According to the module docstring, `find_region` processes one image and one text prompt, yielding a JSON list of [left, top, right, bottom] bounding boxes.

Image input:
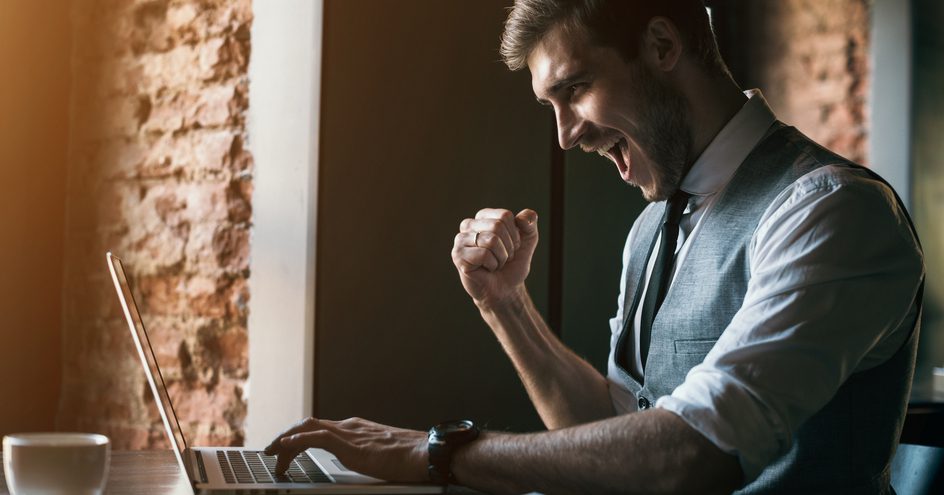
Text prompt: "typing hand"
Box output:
[[263, 417, 428, 483], [451, 208, 538, 308]]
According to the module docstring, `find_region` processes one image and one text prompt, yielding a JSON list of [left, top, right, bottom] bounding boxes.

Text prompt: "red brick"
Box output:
[[140, 44, 212, 90], [193, 82, 239, 127], [126, 225, 187, 274], [184, 180, 230, 223], [166, 3, 198, 32], [227, 134, 253, 174], [142, 92, 188, 133], [183, 222, 219, 272], [129, 0, 174, 55], [226, 277, 250, 322], [166, 377, 237, 426], [212, 226, 250, 273], [191, 130, 237, 173], [135, 274, 185, 314], [197, 323, 248, 376], [186, 275, 229, 318], [226, 179, 252, 223]]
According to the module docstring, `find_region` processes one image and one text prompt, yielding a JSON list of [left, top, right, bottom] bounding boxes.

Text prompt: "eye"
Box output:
[[567, 83, 586, 99]]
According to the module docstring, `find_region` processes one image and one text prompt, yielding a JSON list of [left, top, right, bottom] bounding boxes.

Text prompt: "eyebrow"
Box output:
[[535, 71, 589, 106]]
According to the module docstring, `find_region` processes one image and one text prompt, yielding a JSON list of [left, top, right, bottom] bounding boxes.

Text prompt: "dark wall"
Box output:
[[560, 152, 647, 372], [316, 0, 551, 432], [912, 0, 944, 395]]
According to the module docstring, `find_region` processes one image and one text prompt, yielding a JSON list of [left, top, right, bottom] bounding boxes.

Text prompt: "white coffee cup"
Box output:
[[3, 433, 110, 495]]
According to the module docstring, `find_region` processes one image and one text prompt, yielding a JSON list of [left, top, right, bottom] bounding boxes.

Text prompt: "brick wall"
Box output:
[[728, 0, 870, 164], [57, 0, 252, 448]]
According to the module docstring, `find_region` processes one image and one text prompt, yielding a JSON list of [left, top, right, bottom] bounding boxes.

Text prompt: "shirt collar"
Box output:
[[680, 89, 777, 197]]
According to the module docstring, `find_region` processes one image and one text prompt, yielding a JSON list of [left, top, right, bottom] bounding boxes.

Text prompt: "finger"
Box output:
[[455, 246, 500, 273], [275, 430, 344, 474], [454, 229, 503, 273], [515, 209, 538, 238], [469, 231, 509, 268], [460, 216, 516, 257], [264, 417, 321, 455], [463, 218, 515, 257], [475, 209, 521, 249]]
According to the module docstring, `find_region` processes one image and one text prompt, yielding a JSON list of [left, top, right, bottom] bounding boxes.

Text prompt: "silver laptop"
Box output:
[[107, 252, 442, 494]]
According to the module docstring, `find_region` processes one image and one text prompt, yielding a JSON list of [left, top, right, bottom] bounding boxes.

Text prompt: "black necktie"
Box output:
[[639, 189, 691, 369]]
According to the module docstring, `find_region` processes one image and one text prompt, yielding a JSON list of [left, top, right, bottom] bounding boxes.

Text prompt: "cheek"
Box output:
[[596, 96, 641, 134], [627, 141, 657, 180], [577, 88, 616, 122]]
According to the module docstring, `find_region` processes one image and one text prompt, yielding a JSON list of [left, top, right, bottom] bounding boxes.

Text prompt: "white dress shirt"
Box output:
[[605, 90, 924, 480]]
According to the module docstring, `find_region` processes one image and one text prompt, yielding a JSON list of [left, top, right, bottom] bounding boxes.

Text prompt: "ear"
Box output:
[[641, 17, 683, 72]]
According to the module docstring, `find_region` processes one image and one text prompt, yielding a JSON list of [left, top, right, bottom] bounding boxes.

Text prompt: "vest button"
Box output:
[[637, 396, 651, 410]]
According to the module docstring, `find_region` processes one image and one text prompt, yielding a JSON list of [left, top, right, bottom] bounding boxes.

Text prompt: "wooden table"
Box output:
[[1, 450, 193, 494], [0, 451, 473, 494]]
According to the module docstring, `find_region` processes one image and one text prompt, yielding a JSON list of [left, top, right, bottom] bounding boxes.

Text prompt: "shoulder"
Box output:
[[762, 165, 908, 230], [752, 164, 922, 268]]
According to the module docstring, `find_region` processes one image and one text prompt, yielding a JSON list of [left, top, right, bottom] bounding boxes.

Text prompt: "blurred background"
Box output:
[[0, 0, 941, 449]]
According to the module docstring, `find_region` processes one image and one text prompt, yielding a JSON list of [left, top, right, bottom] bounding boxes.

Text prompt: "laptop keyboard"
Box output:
[[217, 450, 333, 484]]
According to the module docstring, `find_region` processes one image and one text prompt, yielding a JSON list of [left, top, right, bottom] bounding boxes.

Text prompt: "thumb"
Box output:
[[515, 209, 539, 238]]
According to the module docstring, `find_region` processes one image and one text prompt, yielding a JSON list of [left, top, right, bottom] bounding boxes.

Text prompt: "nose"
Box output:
[[555, 106, 585, 150]]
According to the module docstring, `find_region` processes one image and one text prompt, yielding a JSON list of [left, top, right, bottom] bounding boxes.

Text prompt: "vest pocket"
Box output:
[[673, 338, 718, 354]]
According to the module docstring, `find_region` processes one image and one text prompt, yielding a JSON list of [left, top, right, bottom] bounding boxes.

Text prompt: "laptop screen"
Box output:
[[107, 252, 190, 472]]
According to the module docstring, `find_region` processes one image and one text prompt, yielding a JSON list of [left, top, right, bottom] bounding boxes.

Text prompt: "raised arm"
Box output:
[[451, 208, 614, 428]]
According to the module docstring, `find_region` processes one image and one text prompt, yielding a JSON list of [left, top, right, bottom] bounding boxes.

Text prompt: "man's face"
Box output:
[[528, 25, 693, 202]]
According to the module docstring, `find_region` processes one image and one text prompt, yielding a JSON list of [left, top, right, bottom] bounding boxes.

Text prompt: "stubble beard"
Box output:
[[626, 62, 694, 202]]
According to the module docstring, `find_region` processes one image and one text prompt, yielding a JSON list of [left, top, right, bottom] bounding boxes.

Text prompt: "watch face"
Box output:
[[436, 419, 474, 435]]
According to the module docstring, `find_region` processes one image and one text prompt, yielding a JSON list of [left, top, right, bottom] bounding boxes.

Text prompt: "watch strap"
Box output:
[[427, 420, 480, 485]]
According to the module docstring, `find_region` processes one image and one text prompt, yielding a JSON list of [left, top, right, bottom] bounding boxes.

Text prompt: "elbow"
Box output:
[[658, 411, 744, 494]]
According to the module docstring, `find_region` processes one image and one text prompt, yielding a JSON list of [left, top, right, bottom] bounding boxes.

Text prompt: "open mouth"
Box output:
[[596, 137, 630, 180]]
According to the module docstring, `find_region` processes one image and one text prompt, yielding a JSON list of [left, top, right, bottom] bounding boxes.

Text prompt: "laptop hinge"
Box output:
[[185, 448, 208, 484]]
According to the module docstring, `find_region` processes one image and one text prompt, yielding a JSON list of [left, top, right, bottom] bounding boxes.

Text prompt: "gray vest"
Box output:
[[613, 123, 921, 493]]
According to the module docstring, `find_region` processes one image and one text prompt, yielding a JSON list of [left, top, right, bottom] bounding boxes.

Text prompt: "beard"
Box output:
[[625, 62, 694, 202]]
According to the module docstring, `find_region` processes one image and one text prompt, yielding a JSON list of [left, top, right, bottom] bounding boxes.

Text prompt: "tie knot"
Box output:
[[664, 190, 690, 226]]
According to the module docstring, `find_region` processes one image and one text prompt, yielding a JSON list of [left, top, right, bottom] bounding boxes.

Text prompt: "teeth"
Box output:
[[595, 136, 622, 157]]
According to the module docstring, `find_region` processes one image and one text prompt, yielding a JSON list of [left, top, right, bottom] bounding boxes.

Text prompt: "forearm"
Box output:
[[478, 286, 615, 428], [452, 409, 741, 495]]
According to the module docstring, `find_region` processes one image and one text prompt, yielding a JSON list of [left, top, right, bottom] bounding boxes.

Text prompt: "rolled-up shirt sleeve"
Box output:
[[656, 166, 924, 483]]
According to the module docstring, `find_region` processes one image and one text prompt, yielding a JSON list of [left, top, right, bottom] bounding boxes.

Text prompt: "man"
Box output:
[[265, 1, 925, 493]]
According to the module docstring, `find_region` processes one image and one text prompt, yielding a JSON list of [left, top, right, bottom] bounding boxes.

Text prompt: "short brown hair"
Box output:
[[500, 0, 725, 74]]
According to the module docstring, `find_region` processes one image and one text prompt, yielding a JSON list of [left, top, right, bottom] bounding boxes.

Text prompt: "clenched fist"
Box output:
[[451, 208, 539, 307]]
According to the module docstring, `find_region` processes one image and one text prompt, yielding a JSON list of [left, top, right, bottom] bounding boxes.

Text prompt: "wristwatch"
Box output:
[[427, 419, 480, 485]]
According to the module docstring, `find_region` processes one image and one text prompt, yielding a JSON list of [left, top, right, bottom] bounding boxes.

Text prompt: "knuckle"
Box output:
[[341, 417, 361, 427], [499, 210, 514, 222]]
